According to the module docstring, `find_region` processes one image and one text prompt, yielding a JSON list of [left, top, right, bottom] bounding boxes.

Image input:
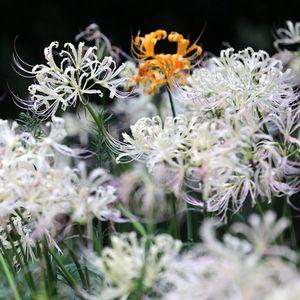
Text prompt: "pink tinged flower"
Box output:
[[263, 108, 300, 146], [254, 141, 300, 202], [177, 47, 297, 118]]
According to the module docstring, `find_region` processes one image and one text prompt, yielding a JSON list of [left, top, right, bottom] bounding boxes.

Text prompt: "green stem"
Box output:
[[117, 205, 147, 237], [14, 209, 30, 224], [279, 203, 287, 245], [203, 202, 208, 219], [81, 95, 103, 134], [186, 203, 193, 244], [286, 204, 298, 253], [7, 220, 36, 293], [42, 239, 57, 298], [0, 238, 17, 278], [96, 220, 103, 254], [255, 198, 264, 218], [47, 247, 81, 295], [0, 251, 20, 300], [166, 83, 176, 118], [268, 195, 276, 210], [170, 194, 181, 240]]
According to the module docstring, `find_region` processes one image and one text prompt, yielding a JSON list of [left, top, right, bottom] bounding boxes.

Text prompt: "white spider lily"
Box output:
[[108, 111, 300, 219], [176, 47, 296, 119], [14, 42, 129, 117], [113, 115, 196, 174]]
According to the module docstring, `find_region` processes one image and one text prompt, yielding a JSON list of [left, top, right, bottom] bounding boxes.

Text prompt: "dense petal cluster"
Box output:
[[14, 42, 129, 117], [176, 47, 296, 119]]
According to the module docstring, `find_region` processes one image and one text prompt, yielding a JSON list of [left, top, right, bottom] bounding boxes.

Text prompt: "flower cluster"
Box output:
[[3, 20, 300, 299], [109, 107, 300, 218], [0, 117, 120, 240], [106, 37, 300, 219]]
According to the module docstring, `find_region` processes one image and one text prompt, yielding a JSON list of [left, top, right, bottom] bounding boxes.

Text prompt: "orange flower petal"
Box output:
[[130, 30, 202, 95]]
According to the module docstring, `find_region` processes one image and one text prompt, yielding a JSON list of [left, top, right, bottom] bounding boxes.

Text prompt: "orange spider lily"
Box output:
[[130, 30, 202, 95]]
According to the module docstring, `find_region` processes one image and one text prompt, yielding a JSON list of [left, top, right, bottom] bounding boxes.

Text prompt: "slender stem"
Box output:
[[186, 203, 193, 244], [255, 198, 264, 218], [81, 95, 103, 134], [166, 86, 185, 241], [117, 205, 147, 237], [166, 83, 176, 118], [0, 251, 20, 300], [6, 220, 35, 293], [0, 238, 17, 278], [43, 239, 57, 297], [286, 204, 298, 253], [87, 214, 93, 252], [269, 195, 276, 210], [96, 220, 103, 254], [47, 247, 81, 295], [170, 194, 181, 240], [203, 202, 208, 219], [279, 203, 287, 245]]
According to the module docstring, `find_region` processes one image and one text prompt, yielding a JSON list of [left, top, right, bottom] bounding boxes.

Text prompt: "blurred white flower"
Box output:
[[231, 211, 296, 260], [70, 162, 120, 224], [273, 50, 300, 86], [164, 212, 300, 300], [274, 20, 300, 51], [117, 163, 171, 220], [86, 232, 181, 299], [272, 21, 300, 86], [111, 92, 158, 128], [0, 116, 120, 237]]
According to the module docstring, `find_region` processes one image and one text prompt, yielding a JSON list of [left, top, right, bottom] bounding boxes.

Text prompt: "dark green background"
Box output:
[[1, 0, 299, 119]]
